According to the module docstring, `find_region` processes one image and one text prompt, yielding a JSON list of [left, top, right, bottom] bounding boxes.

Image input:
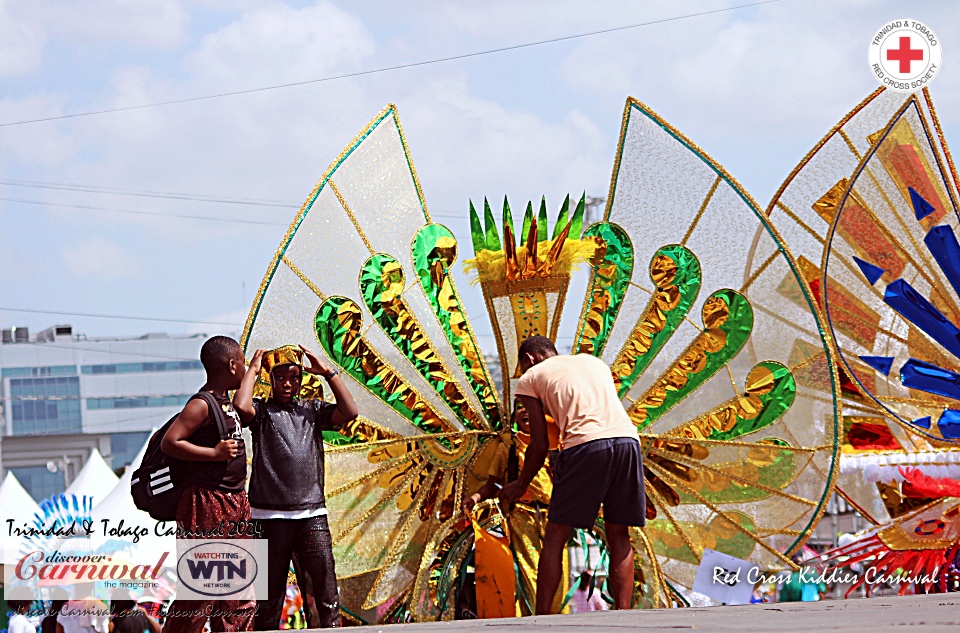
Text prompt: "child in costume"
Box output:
[[234, 345, 359, 630], [160, 336, 257, 632], [462, 401, 568, 615]]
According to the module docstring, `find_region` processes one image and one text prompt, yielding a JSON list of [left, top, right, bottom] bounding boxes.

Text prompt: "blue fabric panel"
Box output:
[[937, 409, 960, 439], [885, 279, 960, 359], [900, 357, 960, 400], [859, 355, 894, 376], [910, 187, 936, 221], [853, 257, 885, 285], [924, 224, 960, 299]]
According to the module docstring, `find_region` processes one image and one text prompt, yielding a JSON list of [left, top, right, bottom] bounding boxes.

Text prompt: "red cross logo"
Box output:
[[886, 36, 924, 74]]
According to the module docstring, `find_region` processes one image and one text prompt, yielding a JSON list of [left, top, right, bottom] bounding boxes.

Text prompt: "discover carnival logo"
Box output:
[[174, 539, 268, 601], [869, 19, 942, 93]]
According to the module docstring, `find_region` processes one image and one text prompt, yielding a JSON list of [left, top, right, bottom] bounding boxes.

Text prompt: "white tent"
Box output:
[[0, 471, 43, 565], [65, 448, 119, 505], [91, 433, 174, 563]]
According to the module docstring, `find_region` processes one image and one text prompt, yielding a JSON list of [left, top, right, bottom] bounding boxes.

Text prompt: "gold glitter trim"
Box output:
[[282, 256, 326, 300], [330, 178, 375, 255], [681, 174, 722, 246]]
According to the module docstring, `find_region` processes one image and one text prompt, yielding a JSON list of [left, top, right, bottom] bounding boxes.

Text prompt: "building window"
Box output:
[[2, 365, 76, 379], [10, 465, 64, 501], [86, 394, 192, 410], [81, 361, 202, 375], [110, 431, 151, 470], [10, 376, 82, 435]]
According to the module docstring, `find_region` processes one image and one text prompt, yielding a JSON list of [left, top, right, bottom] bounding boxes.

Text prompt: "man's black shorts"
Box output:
[[548, 436, 646, 529]]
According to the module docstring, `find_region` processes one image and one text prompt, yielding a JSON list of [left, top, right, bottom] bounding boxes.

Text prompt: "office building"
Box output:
[[0, 325, 209, 500]]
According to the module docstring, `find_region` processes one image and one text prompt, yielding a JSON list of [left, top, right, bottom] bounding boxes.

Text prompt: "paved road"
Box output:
[[343, 593, 960, 632]]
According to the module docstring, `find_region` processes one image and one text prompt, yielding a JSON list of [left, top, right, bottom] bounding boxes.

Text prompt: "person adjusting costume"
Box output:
[[463, 402, 568, 615], [499, 335, 646, 614]]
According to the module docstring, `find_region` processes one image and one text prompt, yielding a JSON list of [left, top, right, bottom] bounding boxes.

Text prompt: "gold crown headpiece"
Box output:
[[262, 345, 303, 373], [253, 345, 324, 401], [463, 194, 597, 407]]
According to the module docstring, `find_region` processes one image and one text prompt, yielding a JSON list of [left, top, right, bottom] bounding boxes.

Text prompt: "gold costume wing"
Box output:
[[571, 98, 842, 596], [241, 105, 503, 622]]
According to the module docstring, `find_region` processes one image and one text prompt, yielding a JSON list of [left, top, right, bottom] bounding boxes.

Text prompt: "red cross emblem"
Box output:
[[886, 36, 924, 73]]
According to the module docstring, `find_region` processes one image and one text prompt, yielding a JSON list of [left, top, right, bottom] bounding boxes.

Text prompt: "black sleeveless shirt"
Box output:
[[186, 392, 247, 492]]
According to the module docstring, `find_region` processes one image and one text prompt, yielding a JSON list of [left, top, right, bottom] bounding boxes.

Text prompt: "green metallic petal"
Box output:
[[574, 222, 635, 356], [315, 295, 453, 435], [521, 202, 533, 243], [612, 244, 701, 397], [502, 196, 515, 248], [412, 224, 502, 429], [552, 194, 570, 240], [569, 193, 586, 240], [359, 252, 487, 430], [469, 201, 484, 255], [483, 198, 501, 251], [631, 289, 754, 430], [537, 197, 548, 243]]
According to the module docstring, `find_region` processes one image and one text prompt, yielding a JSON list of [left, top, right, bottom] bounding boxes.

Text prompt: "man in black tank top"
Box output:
[[234, 345, 358, 630], [160, 336, 259, 632]]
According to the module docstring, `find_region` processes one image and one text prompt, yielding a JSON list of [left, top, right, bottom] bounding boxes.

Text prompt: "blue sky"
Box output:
[[0, 0, 957, 354]]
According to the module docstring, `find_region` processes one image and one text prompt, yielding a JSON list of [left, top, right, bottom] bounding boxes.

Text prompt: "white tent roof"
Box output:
[[92, 433, 174, 563], [0, 472, 43, 565], [65, 448, 119, 505]]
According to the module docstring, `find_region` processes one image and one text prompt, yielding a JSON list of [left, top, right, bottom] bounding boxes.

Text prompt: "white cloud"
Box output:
[[0, 0, 44, 77], [183, 1, 376, 89], [30, 0, 188, 49], [61, 237, 141, 278]]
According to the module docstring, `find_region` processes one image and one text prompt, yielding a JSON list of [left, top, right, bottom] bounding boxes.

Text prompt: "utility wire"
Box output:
[[0, 195, 289, 227], [0, 0, 785, 128], [0, 178, 298, 208], [0, 191, 473, 222], [0, 306, 242, 326]]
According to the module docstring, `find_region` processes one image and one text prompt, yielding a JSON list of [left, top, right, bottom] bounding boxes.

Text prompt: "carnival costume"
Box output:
[[765, 86, 960, 590], [240, 99, 841, 622]]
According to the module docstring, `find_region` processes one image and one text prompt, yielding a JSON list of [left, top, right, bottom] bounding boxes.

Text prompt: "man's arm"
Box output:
[[160, 398, 238, 462], [301, 345, 359, 428], [233, 349, 265, 425], [497, 395, 548, 505]]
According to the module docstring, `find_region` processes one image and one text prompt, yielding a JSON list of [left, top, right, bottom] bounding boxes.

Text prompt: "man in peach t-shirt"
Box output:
[[498, 336, 644, 614]]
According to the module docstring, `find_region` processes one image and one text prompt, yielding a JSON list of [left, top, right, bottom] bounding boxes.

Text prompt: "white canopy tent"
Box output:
[[91, 433, 174, 564], [0, 472, 43, 565], [65, 448, 119, 505]]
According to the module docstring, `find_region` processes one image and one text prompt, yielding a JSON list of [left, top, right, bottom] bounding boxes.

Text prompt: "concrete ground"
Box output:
[[343, 593, 960, 632]]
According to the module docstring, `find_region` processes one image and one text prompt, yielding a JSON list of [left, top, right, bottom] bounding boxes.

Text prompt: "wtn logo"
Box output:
[[186, 558, 247, 581], [176, 540, 264, 599]]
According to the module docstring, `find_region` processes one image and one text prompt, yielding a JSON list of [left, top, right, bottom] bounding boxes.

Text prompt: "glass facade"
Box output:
[[10, 465, 65, 501], [2, 365, 76, 379], [11, 376, 82, 435], [81, 360, 202, 375], [87, 394, 191, 410], [110, 431, 151, 470]]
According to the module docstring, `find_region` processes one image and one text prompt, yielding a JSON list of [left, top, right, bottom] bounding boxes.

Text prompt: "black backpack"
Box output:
[[131, 391, 231, 521]]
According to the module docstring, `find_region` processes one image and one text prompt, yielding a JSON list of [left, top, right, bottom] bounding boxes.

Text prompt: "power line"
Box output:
[[0, 178, 298, 208], [0, 0, 786, 128], [0, 306, 242, 326], [0, 195, 289, 227], [16, 341, 207, 362]]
